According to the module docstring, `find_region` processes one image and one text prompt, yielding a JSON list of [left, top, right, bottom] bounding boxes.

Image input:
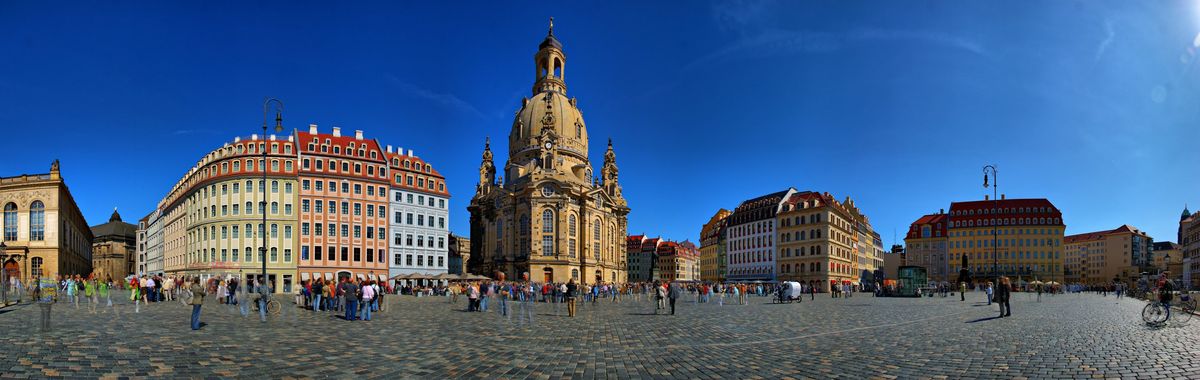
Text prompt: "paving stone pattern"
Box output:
[[0, 291, 1197, 379]]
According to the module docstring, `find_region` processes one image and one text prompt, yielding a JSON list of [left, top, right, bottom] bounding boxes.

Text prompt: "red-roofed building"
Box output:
[[947, 197, 1066, 283], [904, 211, 950, 283], [385, 144, 450, 285], [295, 125, 390, 283], [1064, 224, 1153, 285]]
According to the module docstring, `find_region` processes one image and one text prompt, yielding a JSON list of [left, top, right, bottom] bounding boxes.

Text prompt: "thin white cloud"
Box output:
[[1095, 18, 1115, 62], [385, 74, 487, 119]]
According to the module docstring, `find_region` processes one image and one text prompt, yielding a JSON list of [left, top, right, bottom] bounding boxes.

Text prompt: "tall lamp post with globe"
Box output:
[[260, 98, 283, 293], [983, 165, 999, 282]]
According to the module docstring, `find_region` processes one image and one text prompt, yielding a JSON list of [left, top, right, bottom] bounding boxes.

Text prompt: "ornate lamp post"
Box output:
[[261, 98, 283, 292], [1, 241, 8, 305], [983, 165, 998, 282]]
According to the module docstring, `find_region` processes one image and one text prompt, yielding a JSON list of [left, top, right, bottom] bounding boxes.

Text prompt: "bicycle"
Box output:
[[251, 293, 282, 315], [1176, 291, 1196, 324], [1142, 292, 1169, 326]]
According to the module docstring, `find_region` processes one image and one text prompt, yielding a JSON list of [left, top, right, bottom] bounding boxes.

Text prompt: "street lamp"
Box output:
[[983, 165, 998, 283], [261, 98, 283, 294], [1, 241, 7, 305]]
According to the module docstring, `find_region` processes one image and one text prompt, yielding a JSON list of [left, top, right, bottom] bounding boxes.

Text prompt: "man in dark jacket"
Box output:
[[995, 277, 1012, 318], [341, 279, 359, 321], [667, 282, 681, 315], [565, 279, 577, 317]]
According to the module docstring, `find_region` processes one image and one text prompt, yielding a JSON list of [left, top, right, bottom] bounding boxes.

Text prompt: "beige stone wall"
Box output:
[[0, 169, 93, 281]]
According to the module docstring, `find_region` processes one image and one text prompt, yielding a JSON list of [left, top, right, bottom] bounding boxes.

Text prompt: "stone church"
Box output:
[[468, 20, 630, 284]]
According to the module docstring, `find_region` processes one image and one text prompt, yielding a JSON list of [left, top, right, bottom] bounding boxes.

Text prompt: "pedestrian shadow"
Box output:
[[627, 312, 659, 316], [965, 316, 1003, 323]]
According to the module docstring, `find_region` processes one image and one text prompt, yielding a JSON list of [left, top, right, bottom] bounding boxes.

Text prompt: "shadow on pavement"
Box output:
[[965, 316, 1004, 323]]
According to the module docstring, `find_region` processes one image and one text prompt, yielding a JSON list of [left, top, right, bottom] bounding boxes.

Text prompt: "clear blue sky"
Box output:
[[2, 1, 1198, 247]]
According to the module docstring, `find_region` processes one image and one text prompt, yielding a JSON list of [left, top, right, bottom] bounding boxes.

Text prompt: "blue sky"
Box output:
[[2, 1, 1198, 247]]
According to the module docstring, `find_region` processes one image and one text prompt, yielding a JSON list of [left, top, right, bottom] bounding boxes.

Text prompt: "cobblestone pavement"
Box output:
[[0, 290, 1197, 379]]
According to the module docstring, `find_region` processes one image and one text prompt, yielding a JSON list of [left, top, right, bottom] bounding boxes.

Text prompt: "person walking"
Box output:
[[667, 282, 680, 315], [360, 280, 375, 321], [311, 279, 323, 311], [341, 278, 359, 321], [1036, 284, 1043, 302], [255, 279, 270, 322], [985, 282, 994, 305], [85, 278, 97, 313], [960, 282, 966, 302], [996, 277, 1012, 318], [189, 278, 206, 330], [565, 279, 578, 317]]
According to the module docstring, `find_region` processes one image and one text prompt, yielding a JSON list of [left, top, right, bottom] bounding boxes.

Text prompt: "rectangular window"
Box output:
[[366, 226, 374, 239], [341, 247, 349, 261], [418, 255, 424, 266], [314, 246, 323, 261], [394, 254, 402, 265], [285, 204, 292, 215], [367, 186, 374, 196], [406, 254, 413, 266], [354, 226, 361, 238], [395, 212, 402, 224], [232, 248, 239, 262], [315, 181, 323, 191], [418, 215, 424, 226], [301, 246, 309, 260], [314, 223, 323, 236], [406, 234, 413, 246], [439, 217, 445, 229], [342, 183, 350, 193], [302, 200, 310, 213], [353, 247, 361, 262], [354, 203, 361, 216], [406, 213, 413, 225], [367, 204, 374, 217], [354, 184, 362, 194], [439, 199, 445, 209], [438, 256, 444, 268], [342, 202, 349, 215], [394, 233, 402, 245], [341, 224, 349, 237]]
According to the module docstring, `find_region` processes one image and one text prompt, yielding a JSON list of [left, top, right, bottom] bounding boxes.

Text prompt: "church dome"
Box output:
[[506, 19, 590, 168], [509, 90, 589, 162]]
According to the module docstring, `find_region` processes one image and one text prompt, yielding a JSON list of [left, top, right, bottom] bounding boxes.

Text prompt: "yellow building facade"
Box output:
[[0, 161, 93, 282], [948, 198, 1065, 284], [776, 191, 871, 291], [1064, 225, 1153, 285], [699, 209, 730, 282], [468, 22, 630, 284]]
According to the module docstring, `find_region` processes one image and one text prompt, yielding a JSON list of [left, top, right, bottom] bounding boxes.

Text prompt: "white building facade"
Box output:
[[725, 189, 796, 282], [387, 147, 450, 284]]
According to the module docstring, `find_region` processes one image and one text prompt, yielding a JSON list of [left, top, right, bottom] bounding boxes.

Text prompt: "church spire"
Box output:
[[478, 137, 496, 190], [534, 17, 567, 95], [1184, 204, 1192, 220]]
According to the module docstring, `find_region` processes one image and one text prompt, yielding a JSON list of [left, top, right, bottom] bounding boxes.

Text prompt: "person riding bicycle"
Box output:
[[1156, 272, 1175, 308]]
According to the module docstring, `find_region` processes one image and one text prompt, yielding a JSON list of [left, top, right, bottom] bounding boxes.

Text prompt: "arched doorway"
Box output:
[[337, 271, 352, 282], [594, 270, 602, 284], [3, 259, 18, 281]]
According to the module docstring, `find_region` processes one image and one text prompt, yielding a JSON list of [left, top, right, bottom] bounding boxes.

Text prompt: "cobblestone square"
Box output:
[[1, 291, 1197, 379]]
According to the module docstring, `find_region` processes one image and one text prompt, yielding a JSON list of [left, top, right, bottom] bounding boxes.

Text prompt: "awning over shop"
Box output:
[[324, 273, 333, 281], [301, 273, 310, 281]]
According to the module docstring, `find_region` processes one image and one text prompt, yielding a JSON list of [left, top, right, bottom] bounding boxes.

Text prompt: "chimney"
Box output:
[[308, 124, 318, 134], [939, 208, 944, 214], [287, 135, 294, 142], [386, 145, 393, 153], [355, 130, 363, 140], [234, 137, 241, 143], [1001, 194, 1006, 200], [269, 134, 276, 141], [397, 147, 404, 156], [985, 195, 989, 201], [408, 149, 415, 157], [251, 134, 258, 140], [332, 127, 341, 137]]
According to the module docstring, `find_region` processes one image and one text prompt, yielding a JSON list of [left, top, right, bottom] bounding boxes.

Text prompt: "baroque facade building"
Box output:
[[1063, 225, 1153, 285], [904, 211, 950, 283], [1180, 207, 1198, 289], [143, 126, 451, 292], [625, 235, 661, 282], [776, 191, 875, 291], [447, 234, 470, 275], [468, 22, 630, 284], [153, 134, 300, 292], [386, 146, 450, 283], [0, 161, 93, 282], [135, 208, 164, 276], [699, 209, 730, 282], [947, 197, 1066, 283], [90, 208, 137, 282], [726, 189, 796, 282]]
